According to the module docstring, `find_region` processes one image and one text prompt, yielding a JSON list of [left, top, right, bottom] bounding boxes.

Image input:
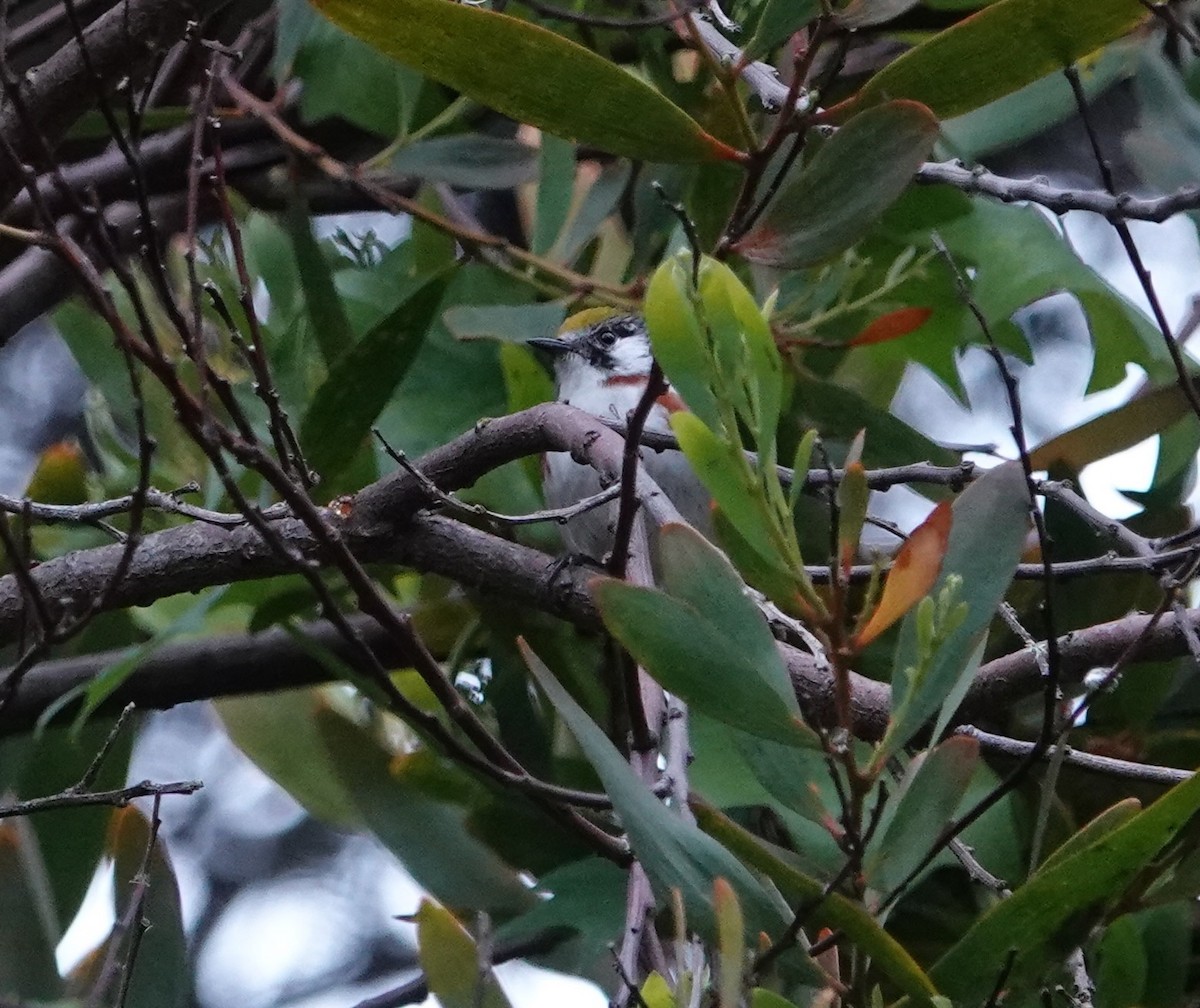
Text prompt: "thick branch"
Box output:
[[3, 404, 1198, 746], [0, 0, 231, 210]]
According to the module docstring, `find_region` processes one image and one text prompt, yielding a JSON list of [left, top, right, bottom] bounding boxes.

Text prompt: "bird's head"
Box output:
[[529, 309, 652, 401]]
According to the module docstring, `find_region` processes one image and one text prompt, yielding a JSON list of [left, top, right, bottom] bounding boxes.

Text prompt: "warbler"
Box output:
[[529, 309, 711, 559]]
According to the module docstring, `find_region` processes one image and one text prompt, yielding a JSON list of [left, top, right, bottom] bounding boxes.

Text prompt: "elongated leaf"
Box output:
[[854, 500, 951, 648], [289, 203, 355, 365], [391, 135, 538, 189], [714, 878, 745, 1008], [1030, 384, 1193, 470], [1036, 798, 1141, 876], [863, 736, 979, 902], [415, 899, 514, 1008], [217, 688, 359, 826], [672, 412, 776, 562], [301, 272, 448, 481], [931, 765, 1200, 1002], [645, 255, 721, 430], [521, 642, 787, 941], [315, 708, 535, 914], [745, 0, 819, 62], [845, 0, 1147, 120], [443, 302, 565, 344], [313, 0, 741, 163], [881, 462, 1029, 760], [657, 524, 800, 716], [693, 801, 940, 1002], [736, 101, 939, 267], [848, 306, 934, 347], [595, 580, 814, 747]]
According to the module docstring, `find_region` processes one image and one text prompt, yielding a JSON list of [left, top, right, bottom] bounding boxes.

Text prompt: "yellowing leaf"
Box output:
[[415, 899, 513, 1008], [854, 500, 951, 648]]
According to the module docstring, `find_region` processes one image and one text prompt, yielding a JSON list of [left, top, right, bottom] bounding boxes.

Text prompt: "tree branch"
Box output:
[[0, 0, 232, 211]]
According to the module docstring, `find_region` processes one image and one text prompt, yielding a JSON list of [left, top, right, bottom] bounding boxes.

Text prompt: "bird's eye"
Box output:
[[597, 330, 618, 348]]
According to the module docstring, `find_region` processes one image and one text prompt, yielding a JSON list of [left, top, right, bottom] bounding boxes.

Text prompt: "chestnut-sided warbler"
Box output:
[[530, 309, 711, 559]]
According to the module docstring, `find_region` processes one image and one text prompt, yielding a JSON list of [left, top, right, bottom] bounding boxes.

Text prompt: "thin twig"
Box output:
[[0, 779, 202, 819], [955, 725, 1192, 786]]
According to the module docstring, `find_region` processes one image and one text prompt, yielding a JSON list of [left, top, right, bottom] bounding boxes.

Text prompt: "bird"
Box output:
[[529, 308, 711, 560]]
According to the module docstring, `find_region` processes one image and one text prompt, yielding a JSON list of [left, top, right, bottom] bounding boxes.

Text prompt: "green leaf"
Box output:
[[1094, 915, 1147, 1008], [315, 708, 536, 915], [415, 899, 514, 1008], [931, 764, 1200, 1002], [672, 412, 776, 562], [595, 578, 814, 748], [847, 0, 1148, 119], [693, 801, 940, 1002], [493, 858, 628, 976], [288, 201, 356, 365], [301, 272, 448, 482], [881, 462, 1029, 760], [521, 642, 787, 941], [698, 258, 783, 447], [1030, 384, 1193, 470], [216, 688, 360, 826], [391, 135, 538, 189], [657, 524, 800, 717], [1037, 798, 1141, 876], [293, 14, 423, 136], [752, 990, 805, 1008], [744, 0, 820, 62], [736, 101, 940, 267], [715, 878, 745, 1008], [312, 0, 742, 163], [645, 255, 721, 430], [443, 302, 565, 344], [863, 736, 979, 902], [534, 134, 577, 255]]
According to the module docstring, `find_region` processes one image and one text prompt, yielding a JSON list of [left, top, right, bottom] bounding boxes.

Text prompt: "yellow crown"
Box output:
[[559, 306, 623, 335]]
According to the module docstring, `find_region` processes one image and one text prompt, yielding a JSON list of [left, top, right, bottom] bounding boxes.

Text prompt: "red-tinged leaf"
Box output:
[[735, 101, 939, 267], [836, 0, 1147, 121], [313, 0, 743, 164], [854, 500, 952, 649], [847, 306, 933, 347]]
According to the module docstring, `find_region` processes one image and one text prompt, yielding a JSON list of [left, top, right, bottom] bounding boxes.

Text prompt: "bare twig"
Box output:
[[955, 725, 1191, 787], [0, 778, 202, 819]]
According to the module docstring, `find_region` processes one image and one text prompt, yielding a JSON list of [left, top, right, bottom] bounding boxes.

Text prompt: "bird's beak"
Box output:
[[527, 336, 572, 356]]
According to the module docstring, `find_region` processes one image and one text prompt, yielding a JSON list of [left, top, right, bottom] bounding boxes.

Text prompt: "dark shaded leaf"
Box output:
[[844, 0, 1147, 120], [301, 272, 448, 482], [521, 642, 786, 941], [391, 135, 538, 189], [316, 708, 536, 915], [694, 800, 940, 1001], [932, 765, 1200, 1002], [736, 101, 939, 267], [313, 0, 743, 162]]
